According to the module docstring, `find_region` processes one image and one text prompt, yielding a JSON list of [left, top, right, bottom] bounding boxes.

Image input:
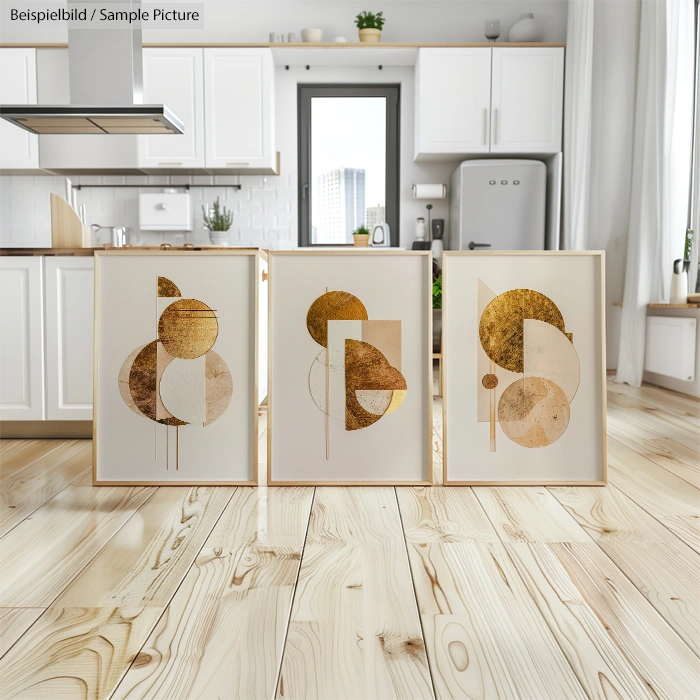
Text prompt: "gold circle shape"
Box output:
[[479, 290, 566, 373], [158, 299, 218, 359], [306, 291, 368, 347]]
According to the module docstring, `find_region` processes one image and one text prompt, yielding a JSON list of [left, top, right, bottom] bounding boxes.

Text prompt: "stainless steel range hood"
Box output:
[[0, 0, 184, 135]]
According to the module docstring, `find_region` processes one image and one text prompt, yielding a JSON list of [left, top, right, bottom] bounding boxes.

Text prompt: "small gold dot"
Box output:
[[482, 373, 498, 390]]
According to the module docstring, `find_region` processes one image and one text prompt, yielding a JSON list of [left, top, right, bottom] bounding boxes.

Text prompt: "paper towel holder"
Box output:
[[412, 184, 447, 199]]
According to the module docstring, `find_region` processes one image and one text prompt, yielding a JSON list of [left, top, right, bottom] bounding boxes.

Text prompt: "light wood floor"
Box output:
[[0, 380, 698, 699]]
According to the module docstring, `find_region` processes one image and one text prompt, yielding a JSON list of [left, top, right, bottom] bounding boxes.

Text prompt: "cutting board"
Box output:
[[50, 193, 91, 248]]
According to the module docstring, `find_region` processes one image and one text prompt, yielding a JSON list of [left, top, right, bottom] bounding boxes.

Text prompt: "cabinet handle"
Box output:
[[226, 162, 250, 167], [158, 162, 182, 166], [494, 108, 499, 145], [262, 270, 269, 282], [483, 108, 487, 145]]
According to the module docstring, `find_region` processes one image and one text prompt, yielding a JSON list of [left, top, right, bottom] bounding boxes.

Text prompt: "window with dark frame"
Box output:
[[298, 85, 400, 247]]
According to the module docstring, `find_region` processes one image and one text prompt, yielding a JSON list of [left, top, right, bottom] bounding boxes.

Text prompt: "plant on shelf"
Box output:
[[202, 197, 233, 246], [432, 274, 442, 309], [355, 10, 385, 43], [353, 225, 371, 247]]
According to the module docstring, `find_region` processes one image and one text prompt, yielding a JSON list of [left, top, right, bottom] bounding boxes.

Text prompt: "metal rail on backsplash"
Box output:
[[73, 184, 242, 191]]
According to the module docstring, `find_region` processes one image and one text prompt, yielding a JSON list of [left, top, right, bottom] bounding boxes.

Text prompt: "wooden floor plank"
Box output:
[[504, 543, 660, 699], [546, 542, 700, 699], [409, 542, 587, 700], [473, 486, 592, 543], [397, 486, 499, 543], [0, 440, 92, 537], [607, 437, 700, 552], [0, 439, 77, 482], [278, 487, 434, 700], [0, 486, 234, 700], [607, 381, 700, 428], [0, 608, 44, 658], [0, 472, 155, 607], [549, 482, 689, 545], [111, 486, 313, 700]]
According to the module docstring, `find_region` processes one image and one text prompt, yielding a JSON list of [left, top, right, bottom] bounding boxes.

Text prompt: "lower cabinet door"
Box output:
[[44, 257, 94, 420], [0, 257, 45, 420]]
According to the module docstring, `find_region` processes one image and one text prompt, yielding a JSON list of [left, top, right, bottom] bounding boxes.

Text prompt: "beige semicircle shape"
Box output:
[[160, 355, 206, 425], [356, 389, 393, 416], [204, 350, 233, 426], [524, 319, 580, 402], [308, 349, 345, 421]]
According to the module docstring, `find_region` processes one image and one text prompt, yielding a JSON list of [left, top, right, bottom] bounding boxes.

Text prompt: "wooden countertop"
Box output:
[[1, 246, 268, 257]]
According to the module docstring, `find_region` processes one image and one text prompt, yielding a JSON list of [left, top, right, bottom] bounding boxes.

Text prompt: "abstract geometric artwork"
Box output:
[[118, 276, 233, 470], [268, 251, 432, 485], [477, 281, 579, 451], [94, 250, 263, 485], [442, 252, 606, 484], [305, 290, 407, 457]]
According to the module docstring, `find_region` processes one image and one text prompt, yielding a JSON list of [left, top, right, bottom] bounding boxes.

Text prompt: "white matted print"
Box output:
[[269, 251, 433, 484], [443, 252, 606, 484], [94, 250, 262, 484]]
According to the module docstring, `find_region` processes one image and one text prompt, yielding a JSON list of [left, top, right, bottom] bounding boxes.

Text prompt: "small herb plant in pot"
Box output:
[[352, 225, 371, 247], [202, 197, 233, 246], [356, 11, 385, 43]]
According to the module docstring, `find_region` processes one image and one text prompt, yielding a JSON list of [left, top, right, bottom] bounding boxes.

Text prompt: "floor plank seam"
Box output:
[[393, 486, 438, 700], [105, 485, 241, 700], [273, 485, 317, 700]]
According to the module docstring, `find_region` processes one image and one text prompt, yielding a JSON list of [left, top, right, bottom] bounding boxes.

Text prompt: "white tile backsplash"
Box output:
[[0, 174, 292, 248]]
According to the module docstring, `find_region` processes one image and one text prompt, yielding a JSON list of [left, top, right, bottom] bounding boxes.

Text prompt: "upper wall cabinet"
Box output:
[[139, 48, 205, 171], [415, 49, 492, 159], [204, 48, 276, 172], [414, 47, 564, 160], [491, 48, 564, 154], [0, 49, 40, 173]]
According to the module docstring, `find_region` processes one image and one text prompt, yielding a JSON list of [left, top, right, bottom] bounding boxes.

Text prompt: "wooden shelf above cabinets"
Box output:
[[0, 42, 566, 49]]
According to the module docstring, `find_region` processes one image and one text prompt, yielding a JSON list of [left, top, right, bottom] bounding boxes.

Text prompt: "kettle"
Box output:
[[370, 222, 391, 247], [91, 224, 129, 247]]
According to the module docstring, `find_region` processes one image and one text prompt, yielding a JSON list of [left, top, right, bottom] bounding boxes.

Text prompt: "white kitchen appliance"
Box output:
[[449, 160, 546, 250]]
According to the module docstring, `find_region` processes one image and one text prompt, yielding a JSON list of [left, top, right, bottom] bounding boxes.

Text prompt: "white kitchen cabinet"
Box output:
[[139, 48, 205, 171], [0, 257, 45, 420], [0, 49, 40, 172], [414, 47, 564, 160], [491, 48, 564, 154], [44, 257, 94, 420], [415, 48, 492, 160], [204, 48, 276, 172]]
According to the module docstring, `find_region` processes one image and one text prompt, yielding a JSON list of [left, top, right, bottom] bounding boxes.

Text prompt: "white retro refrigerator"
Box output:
[[449, 159, 547, 251]]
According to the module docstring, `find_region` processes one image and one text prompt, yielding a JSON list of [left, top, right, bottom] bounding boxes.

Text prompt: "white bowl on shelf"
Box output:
[[301, 28, 323, 43]]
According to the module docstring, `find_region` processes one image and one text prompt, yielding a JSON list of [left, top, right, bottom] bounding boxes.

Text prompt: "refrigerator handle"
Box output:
[[483, 109, 488, 145], [493, 108, 499, 145]]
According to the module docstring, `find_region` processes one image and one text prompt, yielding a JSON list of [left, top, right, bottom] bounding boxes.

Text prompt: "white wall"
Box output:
[[586, 0, 639, 368], [0, 1, 568, 44]]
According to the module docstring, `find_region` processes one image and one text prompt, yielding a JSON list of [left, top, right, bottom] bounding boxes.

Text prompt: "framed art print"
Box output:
[[268, 251, 433, 485], [442, 251, 606, 485], [94, 250, 265, 485]]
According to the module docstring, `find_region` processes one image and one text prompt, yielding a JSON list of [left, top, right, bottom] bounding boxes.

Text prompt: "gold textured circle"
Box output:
[[482, 373, 498, 389], [158, 299, 218, 359], [306, 291, 368, 347], [479, 289, 566, 373], [498, 377, 570, 448]]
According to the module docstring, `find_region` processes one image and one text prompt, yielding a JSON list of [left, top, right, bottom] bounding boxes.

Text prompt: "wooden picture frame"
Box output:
[[442, 251, 607, 485], [93, 249, 266, 485], [268, 250, 433, 485]]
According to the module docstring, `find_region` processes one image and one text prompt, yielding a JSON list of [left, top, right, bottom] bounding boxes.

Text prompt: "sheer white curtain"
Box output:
[[562, 0, 595, 251], [615, 0, 695, 386]]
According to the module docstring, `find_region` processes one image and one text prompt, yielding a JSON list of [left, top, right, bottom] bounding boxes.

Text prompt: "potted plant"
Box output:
[[355, 11, 385, 43], [432, 271, 442, 353], [202, 197, 233, 246], [352, 225, 371, 247]]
